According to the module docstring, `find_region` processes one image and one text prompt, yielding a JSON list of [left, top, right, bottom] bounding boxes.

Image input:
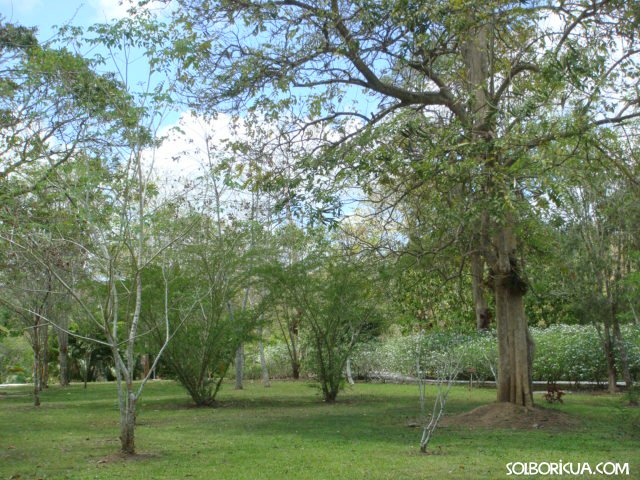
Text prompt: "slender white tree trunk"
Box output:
[[235, 344, 244, 390], [258, 325, 271, 387], [57, 321, 69, 386], [346, 358, 355, 385]]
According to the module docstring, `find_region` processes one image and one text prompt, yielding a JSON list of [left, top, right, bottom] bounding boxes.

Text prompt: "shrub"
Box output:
[[350, 324, 640, 383], [243, 342, 293, 380], [0, 335, 33, 383]]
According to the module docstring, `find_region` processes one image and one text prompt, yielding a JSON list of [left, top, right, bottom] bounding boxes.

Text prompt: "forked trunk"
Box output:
[[323, 386, 338, 403]]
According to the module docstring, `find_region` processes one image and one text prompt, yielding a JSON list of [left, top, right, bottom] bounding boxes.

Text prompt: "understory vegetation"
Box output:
[[6, 324, 638, 388]]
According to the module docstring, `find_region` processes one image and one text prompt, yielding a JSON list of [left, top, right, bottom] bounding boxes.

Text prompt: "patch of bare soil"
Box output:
[[96, 452, 158, 465], [441, 402, 579, 430]]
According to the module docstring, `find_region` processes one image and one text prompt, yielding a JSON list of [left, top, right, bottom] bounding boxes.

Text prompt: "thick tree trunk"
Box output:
[[471, 251, 491, 331], [492, 224, 534, 407], [257, 326, 271, 387], [234, 343, 244, 390], [322, 385, 338, 403]]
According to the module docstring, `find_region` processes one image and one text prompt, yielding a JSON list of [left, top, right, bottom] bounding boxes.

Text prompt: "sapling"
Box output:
[[416, 330, 463, 453]]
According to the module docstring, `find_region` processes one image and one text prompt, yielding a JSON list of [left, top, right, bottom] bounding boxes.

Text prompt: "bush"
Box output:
[[350, 324, 640, 384], [532, 325, 607, 383], [243, 342, 294, 380], [0, 335, 33, 383]]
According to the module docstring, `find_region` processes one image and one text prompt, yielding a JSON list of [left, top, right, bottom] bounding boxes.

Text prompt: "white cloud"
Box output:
[[148, 111, 236, 180], [141, 111, 248, 210], [87, 0, 134, 20], [87, 0, 171, 21]]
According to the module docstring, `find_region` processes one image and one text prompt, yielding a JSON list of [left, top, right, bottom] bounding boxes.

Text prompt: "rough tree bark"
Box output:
[[491, 222, 534, 407], [141, 353, 150, 380], [463, 21, 533, 406], [120, 390, 137, 455]]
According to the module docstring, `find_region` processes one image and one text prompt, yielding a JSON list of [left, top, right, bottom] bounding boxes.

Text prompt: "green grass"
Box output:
[[1, 380, 638, 479]]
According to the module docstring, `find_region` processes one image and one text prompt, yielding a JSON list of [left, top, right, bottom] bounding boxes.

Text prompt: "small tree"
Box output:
[[142, 200, 258, 406], [416, 331, 463, 454], [270, 247, 384, 402]]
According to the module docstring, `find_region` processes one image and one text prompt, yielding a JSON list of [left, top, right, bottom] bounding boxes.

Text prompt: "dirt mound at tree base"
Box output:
[[441, 402, 578, 430]]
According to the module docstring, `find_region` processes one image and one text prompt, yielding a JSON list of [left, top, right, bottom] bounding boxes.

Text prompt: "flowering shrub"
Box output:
[[349, 324, 640, 383], [533, 325, 607, 383]]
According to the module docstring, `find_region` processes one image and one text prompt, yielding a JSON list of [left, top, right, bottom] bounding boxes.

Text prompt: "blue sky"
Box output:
[[0, 0, 135, 39], [0, 0, 369, 209]]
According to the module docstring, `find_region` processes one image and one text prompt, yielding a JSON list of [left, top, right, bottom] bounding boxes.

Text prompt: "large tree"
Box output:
[[168, 0, 640, 406]]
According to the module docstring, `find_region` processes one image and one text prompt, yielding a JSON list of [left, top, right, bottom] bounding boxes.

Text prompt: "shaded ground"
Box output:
[[0, 381, 638, 479]]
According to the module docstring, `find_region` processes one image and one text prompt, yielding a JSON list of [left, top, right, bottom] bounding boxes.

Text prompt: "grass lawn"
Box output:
[[0, 380, 638, 479]]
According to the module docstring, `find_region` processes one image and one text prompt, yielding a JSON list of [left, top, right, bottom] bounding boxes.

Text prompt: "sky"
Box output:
[[0, 1, 243, 190], [0, 0, 365, 217], [0, 0, 136, 36]]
